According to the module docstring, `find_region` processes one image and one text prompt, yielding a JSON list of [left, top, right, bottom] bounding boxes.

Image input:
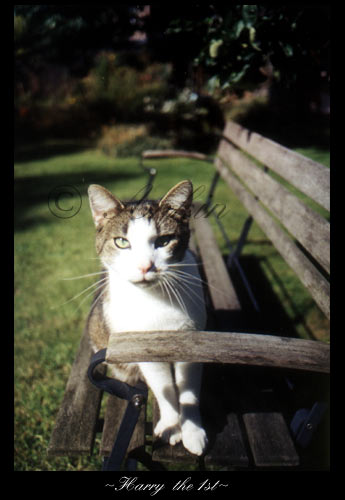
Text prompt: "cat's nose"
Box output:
[[139, 261, 155, 275]]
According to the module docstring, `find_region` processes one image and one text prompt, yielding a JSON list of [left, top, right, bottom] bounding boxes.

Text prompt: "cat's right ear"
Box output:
[[88, 185, 124, 228]]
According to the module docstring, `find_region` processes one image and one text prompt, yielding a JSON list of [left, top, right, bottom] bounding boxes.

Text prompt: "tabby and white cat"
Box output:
[[86, 180, 208, 456]]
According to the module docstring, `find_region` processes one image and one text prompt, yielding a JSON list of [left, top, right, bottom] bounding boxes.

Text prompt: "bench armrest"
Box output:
[[106, 330, 330, 375]]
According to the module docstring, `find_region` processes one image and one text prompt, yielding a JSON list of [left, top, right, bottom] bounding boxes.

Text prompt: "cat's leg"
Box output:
[[138, 362, 182, 446], [174, 362, 208, 456]]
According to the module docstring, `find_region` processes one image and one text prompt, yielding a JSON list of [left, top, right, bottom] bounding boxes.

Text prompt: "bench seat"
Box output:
[[48, 120, 330, 470]]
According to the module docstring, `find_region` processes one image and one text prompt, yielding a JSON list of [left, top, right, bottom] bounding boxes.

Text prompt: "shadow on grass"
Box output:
[[14, 141, 92, 164], [14, 168, 139, 232]]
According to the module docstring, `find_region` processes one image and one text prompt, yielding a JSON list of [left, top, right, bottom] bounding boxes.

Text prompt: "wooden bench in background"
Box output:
[[48, 120, 330, 470]]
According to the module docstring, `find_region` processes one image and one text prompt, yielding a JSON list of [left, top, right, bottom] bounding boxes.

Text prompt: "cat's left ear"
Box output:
[[88, 184, 124, 228], [159, 180, 193, 211]]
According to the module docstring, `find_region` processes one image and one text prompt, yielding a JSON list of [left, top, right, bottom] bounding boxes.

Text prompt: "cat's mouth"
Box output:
[[130, 273, 160, 288], [133, 278, 160, 289], [129, 265, 163, 288]]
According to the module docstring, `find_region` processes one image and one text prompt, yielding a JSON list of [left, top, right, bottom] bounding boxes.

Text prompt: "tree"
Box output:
[[146, 5, 330, 96], [14, 5, 141, 75], [15, 5, 329, 95]]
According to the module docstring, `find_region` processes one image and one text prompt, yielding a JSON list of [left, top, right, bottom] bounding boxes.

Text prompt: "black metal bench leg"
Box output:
[[102, 394, 146, 471], [88, 349, 148, 471], [227, 215, 253, 268], [125, 457, 138, 471], [290, 401, 328, 448]]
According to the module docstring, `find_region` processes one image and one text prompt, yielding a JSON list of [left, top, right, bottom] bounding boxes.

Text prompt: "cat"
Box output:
[[86, 180, 208, 456]]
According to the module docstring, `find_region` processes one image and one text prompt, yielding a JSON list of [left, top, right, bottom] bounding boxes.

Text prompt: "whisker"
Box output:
[[158, 279, 165, 300], [89, 288, 107, 313], [74, 279, 108, 313], [160, 277, 173, 308], [165, 272, 205, 312], [170, 268, 231, 300], [163, 276, 188, 315], [52, 277, 108, 309], [170, 276, 198, 309], [88, 275, 110, 313], [166, 269, 207, 288], [60, 271, 105, 281], [168, 268, 204, 280], [167, 262, 201, 267], [161, 276, 174, 308], [166, 272, 203, 298]]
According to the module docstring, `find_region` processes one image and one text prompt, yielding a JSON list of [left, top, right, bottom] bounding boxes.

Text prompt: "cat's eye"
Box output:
[[155, 235, 175, 248], [114, 237, 130, 249]]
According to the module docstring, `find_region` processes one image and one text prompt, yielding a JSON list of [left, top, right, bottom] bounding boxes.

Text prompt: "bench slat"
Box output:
[[204, 412, 249, 467], [243, 413, 299, 467], [214, 156, 330, 319], [48, 328, 104, 456], [190, 211, 241, 311], [218, 140, 330, 274], [142, 150, 209, 161], [223, 121, 330, 211]]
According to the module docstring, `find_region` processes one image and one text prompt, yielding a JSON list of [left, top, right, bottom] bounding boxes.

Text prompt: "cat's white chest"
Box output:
[[104, 252, 206, 333], [105, 283, 188, 332]]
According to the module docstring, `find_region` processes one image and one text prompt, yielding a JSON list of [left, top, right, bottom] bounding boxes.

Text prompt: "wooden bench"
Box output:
[[48, 120, 330, 470]]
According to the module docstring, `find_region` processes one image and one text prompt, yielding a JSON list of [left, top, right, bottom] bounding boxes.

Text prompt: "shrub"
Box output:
[[82, 52, 170, 122], [96, 123, 173, 158]]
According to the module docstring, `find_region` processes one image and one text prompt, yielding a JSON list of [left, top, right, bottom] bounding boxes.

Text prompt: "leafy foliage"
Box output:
[[162, 5, 329, 92], [14, 5, 139, 69], [15, 5, 329, 94]]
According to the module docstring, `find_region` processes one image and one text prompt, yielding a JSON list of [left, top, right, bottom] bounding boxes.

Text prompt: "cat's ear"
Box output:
[[159, 180, 193, 211], [88, 184, 124, 228]]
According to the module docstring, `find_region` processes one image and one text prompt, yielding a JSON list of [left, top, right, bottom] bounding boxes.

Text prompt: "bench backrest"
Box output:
[[215, 120, 330, 319]]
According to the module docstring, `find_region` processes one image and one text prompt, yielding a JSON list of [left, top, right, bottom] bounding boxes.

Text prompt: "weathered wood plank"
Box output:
[[47, 327, 105, 456], [223, 120, 330, 211], [190, 211, 241, 311], [106, 330, 330, 374], [142, 150, 209, 161], [204, 412, 249, 467], [243, 413, 299, 467], [214, 157, 330, 319], [218, 140, 330, 274], [100, 394, 146, 457]]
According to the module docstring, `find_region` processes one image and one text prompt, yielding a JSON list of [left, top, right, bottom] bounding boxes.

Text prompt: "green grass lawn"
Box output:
[[14, 141, 330, 471]]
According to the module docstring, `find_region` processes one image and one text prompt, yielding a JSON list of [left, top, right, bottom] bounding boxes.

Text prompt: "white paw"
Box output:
[[154, 418, 182, 446], [182, 421, 208, 456]]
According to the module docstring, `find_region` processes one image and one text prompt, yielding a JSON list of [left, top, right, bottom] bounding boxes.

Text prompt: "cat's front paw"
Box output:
[[154, 419, 182, 446], [182, 421, 208, 456]]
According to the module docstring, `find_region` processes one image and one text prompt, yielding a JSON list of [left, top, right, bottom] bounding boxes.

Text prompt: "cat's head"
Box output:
[[88, 181, 193, 287]]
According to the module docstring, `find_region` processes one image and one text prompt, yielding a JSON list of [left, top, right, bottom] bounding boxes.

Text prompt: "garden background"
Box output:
[[14, 5, 330, 471]]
